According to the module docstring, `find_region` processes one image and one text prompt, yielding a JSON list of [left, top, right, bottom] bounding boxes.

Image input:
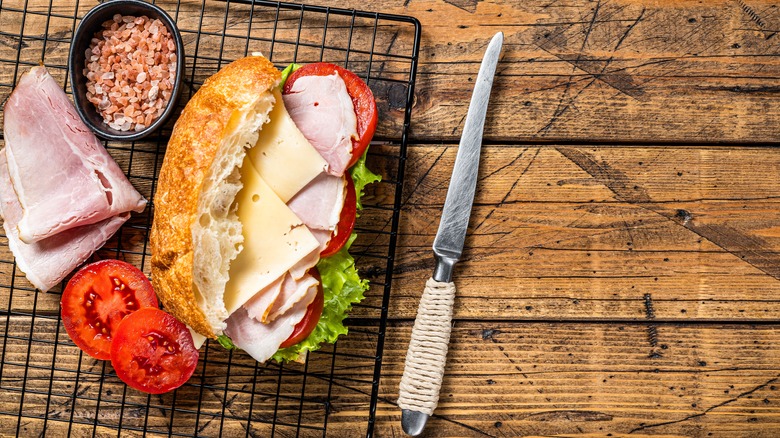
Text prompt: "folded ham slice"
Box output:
[[0, 154, 129, 292], [283, 72, 358, 177], [3, 66, 146, 243], [0, 66, 146, 291], [309, 228, 333, 250], [243, 275, 285, 322], [287, 173, 345, 232], [243, 271, 318, 324], [266, 272, 318, 322], [225, 284, 317, 363], [288, 248, 320, 281]]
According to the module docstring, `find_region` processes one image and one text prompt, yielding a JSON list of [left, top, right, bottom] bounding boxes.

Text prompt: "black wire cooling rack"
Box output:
[[0, 0, 420, 436]]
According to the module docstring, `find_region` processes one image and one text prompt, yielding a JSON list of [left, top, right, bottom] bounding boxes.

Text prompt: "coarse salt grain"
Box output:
[[84, 15, 176, 133]]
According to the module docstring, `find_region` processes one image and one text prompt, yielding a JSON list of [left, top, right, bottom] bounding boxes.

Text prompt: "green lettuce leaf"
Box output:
[[279, 63, 303, 87], [349, 150, 381, 211], [217, 334, 237, 350], [272, 233, 368, 362]]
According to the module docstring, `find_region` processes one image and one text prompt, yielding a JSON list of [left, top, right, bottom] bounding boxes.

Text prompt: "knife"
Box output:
[[397, 32, 503, 436]]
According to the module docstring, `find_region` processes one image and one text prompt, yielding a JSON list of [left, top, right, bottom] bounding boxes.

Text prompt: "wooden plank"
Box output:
[[389, 145, 780, 320], [369, 322, 780, 437], [5, 318, 780, 437], [3, 145, 780, 321], [150, 0, 780, 144], [3, 0, 780, 143], [400, 145, 780, 206], [393, 0, 780, 143]]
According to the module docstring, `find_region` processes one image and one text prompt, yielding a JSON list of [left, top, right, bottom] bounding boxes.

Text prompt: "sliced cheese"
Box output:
[[187, 326, 207, 350], [247, 89, 328, 202], [223, 158, 320, 314]]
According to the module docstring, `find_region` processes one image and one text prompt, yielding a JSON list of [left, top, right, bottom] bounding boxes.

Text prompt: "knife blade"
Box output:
[[397, 32, 503, 437]]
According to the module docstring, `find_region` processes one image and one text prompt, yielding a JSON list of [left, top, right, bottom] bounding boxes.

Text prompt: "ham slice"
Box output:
[[266, 272, 319, 322], [3, 66, 146, 243], [0, 154, 129, 292], [287, 173, 345, 231], [285, 174, 344, 282], [243, 271, 319, 323], [309, 228, 333, 250], [243, 275, 285, 322], [288, 247, 320, 281], [225, 284, 317, 363], [283, 73, 358, 177]]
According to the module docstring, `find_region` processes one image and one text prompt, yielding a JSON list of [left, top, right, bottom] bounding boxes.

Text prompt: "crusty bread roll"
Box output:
[[150, 56, 280, 338]]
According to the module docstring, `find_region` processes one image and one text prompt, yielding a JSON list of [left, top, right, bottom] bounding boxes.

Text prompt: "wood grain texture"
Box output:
[[406, 0, 780, 143], [371, 322, 780, 437], [1, 0, 780, 436], [4, 318, 780, 437], [390, 145, 780, 321], [3, 0, 780, 143]]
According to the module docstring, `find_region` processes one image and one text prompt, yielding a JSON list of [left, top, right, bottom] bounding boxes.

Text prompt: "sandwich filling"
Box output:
[[220, 72, 362, 363]]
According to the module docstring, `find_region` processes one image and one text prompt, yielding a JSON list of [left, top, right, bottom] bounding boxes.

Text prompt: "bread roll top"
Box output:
[[151, 56, 281, 338]]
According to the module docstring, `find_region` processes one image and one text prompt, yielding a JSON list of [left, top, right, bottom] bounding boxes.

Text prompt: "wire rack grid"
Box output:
[[0, 0, 420, 436]]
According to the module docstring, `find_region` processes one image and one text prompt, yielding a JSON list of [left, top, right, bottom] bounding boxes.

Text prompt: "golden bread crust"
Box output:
[[150, 56, 280, 339]]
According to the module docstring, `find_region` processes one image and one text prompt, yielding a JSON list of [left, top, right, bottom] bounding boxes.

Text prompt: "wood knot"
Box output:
[[675, 209, 693, 225], [386, 83, 410, 110], [481, 328, 500, 341]]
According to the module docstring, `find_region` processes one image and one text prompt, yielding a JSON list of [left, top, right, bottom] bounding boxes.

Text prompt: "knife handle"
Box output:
[[398, 277, 456, 416]]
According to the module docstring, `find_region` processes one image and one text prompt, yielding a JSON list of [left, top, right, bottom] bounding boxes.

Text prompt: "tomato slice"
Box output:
[[110, 307, 199, 394], [280, 269, 325, 349], [61, 260, 158, 360], [283, 62, 378, 168], [319, 174, 357, 258]]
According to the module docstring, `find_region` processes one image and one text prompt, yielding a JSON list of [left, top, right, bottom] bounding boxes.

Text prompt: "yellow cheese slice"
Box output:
[[223, 158, 320, 314], [187, 326, 206, 350], [247, 89, 328, 202]]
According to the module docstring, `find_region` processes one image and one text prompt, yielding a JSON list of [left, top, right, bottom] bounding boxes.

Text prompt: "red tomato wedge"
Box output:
[[319, 174, 357, 258], [283, 62, 378, 168], [61, 260, 158, 360], [110, 307, 199, 394], [280, 269, 325, 349]]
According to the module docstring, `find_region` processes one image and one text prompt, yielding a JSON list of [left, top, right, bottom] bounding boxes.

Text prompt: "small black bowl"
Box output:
[[68, 0, 184, 141]]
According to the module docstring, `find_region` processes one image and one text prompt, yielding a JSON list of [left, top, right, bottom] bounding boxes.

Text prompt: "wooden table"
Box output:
[[3, 0, 780, 436]]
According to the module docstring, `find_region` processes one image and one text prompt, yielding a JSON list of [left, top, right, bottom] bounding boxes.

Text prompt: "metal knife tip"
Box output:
[[488, 32, 503, 59]]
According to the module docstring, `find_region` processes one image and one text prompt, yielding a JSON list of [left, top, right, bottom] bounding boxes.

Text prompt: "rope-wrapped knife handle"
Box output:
[[397, 278, 456, 415]]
